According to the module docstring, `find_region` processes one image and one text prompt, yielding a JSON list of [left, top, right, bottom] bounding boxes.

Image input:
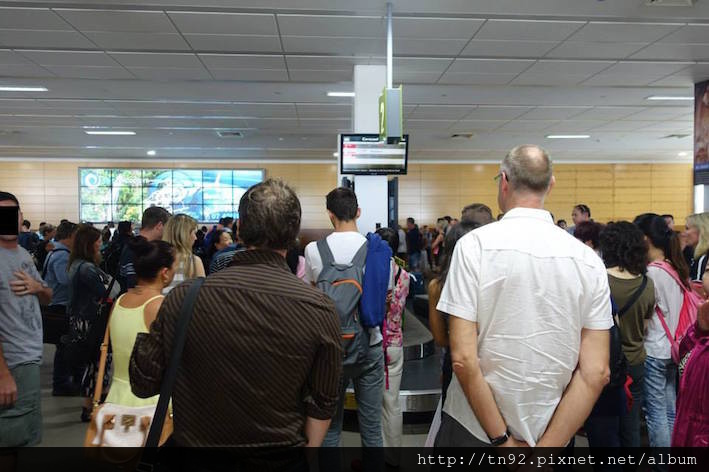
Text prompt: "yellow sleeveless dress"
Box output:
[[104, 294, 163, 407]]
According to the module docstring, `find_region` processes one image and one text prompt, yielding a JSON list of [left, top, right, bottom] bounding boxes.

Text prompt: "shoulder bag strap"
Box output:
[[316, 238, 336, 268], [351, 240, 368, 268], [91, 300, 116, 412], [144, 276, 206, 448], [656, 305, 676, 343], [617, 276, 649, 317]]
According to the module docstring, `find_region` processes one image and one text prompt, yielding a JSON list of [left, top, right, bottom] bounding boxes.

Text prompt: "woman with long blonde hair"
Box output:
[[162, 213, 205, 293], [683, 212, 709, 281]]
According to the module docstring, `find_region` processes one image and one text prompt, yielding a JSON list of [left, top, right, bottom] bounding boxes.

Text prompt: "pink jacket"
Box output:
[[672, 322, 709, 447]]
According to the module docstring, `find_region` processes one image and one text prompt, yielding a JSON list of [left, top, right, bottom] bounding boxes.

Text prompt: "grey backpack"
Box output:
[[316, 239, 369, 366]]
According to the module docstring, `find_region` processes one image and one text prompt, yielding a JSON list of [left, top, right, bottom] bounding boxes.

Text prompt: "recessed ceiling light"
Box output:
[[678, 151, 689, 157], [546, 134, 591, 139], [147, 150, 156, 156], [646, 96, 693, 101], [278, 137, 284, 141], [84, 130, 136, 136], [327, 91, 355, 97], [333, 152, 338, 157], [0, 86, 48, 92]]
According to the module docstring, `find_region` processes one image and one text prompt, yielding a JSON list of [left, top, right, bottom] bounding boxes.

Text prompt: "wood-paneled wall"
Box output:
[[0, 161, 693, 229], [399, 163, 693, 226]]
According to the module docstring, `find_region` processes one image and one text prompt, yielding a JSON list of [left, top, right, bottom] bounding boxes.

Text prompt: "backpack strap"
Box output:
[[617, 276, 649, 317], [351, 240, 368, 268], [316, 238, 336, 268], [656, 305, 677, 342], [649, 261, 689, 293]]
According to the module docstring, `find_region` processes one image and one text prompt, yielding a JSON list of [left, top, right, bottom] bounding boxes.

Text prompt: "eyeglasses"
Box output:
[[493, 172, 504, 182]]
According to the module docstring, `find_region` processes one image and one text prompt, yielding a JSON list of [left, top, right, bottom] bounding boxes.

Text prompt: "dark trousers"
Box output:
[[585, 415, 623, 472], [620, 362, 644, 448]]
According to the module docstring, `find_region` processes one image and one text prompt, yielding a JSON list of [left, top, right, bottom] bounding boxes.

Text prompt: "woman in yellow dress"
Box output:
[[104, 238, 176, 406]]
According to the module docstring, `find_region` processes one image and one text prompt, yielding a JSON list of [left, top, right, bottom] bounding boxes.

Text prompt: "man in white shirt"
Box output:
[[435, 144, 612, 448], [304, 187, 387, 462]]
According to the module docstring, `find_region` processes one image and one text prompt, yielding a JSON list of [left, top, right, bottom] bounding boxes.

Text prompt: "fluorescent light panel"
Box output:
[[327, 91, 355, 97], [646, 96, 693, 101], [85, 130, 136, 136], [546, 134, 590, 139], [147, 150, 156, 156], [0, 86, 48, 92]]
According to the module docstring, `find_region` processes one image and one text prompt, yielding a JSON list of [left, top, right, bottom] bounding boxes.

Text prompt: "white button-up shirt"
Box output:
[[437, 207, 612, 446]]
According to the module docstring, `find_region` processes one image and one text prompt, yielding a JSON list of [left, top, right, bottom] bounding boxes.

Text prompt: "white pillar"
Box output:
[[352, 65, 388, 235]]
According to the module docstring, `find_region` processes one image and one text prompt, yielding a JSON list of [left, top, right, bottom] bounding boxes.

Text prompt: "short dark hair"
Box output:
[[239, 179, 301, 250], [55, 221, 78, 241], [574, 204, 591, 218], [0, 191, 19, 206], [599, 222, 648, 276], [461, 203, 494, 226], [128, 237, 176, 281], [22, 219, 31, 229], [376, 227, 399, 254], [326, 187, 358, 222], [406, 217, 415, 225], [141, 206, 170, 230], [222, 217, 234, 228], [118, 220, 132, 236], [573, 221, 603, 249]]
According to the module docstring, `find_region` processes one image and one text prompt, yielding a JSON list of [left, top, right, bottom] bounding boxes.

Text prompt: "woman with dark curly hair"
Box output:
[[598, 221, 656, 448]]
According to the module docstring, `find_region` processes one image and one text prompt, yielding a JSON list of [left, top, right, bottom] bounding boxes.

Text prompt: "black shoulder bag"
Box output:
[[137, 277, 206, 471]]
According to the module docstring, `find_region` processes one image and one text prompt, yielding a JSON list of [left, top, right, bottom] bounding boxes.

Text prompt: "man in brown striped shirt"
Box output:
[[130, 180, 342, 466]]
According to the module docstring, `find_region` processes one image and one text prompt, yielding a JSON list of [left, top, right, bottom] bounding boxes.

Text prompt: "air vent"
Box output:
[[0, 130, 21, 136], [451, 133, 474, 139], [216, 130, 244, 138], [645, 0, 695, 6], [661, 133, 691, 139]]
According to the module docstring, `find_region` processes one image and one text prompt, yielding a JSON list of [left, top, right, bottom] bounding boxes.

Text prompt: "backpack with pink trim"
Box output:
[[649, 260, 702, 363]]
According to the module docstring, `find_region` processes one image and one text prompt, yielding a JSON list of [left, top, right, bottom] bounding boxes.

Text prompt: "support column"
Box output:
[[352, 64, 388, 235]]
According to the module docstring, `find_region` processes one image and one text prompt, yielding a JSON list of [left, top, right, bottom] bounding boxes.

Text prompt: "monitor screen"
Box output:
[[695, 80, 709, 185], [340, 134, 408, 175]]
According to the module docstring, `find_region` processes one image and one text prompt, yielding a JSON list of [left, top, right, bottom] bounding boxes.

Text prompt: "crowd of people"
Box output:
[[1, 143, 709, 470]]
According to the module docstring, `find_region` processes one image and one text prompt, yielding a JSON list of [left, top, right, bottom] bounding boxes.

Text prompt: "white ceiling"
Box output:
[[0, 0, 707, 162]]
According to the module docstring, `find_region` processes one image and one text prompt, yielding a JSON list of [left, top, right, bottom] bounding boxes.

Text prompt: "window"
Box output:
[[79, 168, 264, 223]]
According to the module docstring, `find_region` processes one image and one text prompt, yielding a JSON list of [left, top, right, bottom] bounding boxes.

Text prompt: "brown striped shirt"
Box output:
[[129, 249, 342, 447]]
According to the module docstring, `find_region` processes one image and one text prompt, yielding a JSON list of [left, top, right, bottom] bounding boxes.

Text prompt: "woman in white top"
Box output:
[[634, 213, 690, 448], [161, 214, 205, 294]]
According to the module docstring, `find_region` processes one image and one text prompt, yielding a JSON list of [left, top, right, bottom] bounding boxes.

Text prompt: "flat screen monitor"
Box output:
[[695, 80, 709, 185], [340, 134, 408, 175]]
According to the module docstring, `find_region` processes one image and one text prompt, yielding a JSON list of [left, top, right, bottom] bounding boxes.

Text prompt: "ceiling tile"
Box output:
[[0, 7, 72, 30], [394, 38, 469, 56], [650, 73, 700, 87], [393, 71, 443, 84], [449, 120, 507, 131], [168, 12, 277, 35], [437, 73, 517, 85], [0, 99, 50, 111], [0, 63, 53, 77], [447, 58, 534, 74], [110, 52, 203, 68], [510, 74, 595, 86], [289, 70, 351, 82], [43, 66, 134, 79], [571, 107, 643, 120], [85, 32, 190, 51], [545, 41, 647, 60], [209, 69, 288, 81], [40, 99, 115, 111], [658, 24, 709, 43], [600, 61, 693, 76], [465, 106, 530, 120], [283, 36, 383, 55], [460, 39, 558, 58], [474, 19, 585, 42], [232, 103, 296, 118], [0, 29, 96, 49], [285, 55, 369, 70], [199, 54, 285, 69], [278, 15, 383, 37], [546, 120, 605, 132], [394, 57, 453, 73], [393, 17, 484, 39], [591, 121, 655, 132], [517, 107, 591, 120], [567, 22, 683, 43], [298, 118, 350, 129], [185, 34, 282, 53], [409, 105, 474, 120], [637, 121, 691, 132], [621, 106, 691, 121], [18, 50, 119, 66], [56, 9, 177, 33], [128, 67, 212, 80], [296, 103, 350, 118], [630, 43, 709, 61], [405, 119, 455, 130], [520, 60, 614, 76], [499, 120, 560, 131], [0, 49, 33, 64]]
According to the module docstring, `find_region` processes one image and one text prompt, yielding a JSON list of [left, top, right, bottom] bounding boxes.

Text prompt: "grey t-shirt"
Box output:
[[0, 246, 43, 368]]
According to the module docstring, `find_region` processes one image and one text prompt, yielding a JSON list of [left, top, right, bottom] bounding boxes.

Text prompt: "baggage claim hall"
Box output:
[[1, 0, 709, 471]]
